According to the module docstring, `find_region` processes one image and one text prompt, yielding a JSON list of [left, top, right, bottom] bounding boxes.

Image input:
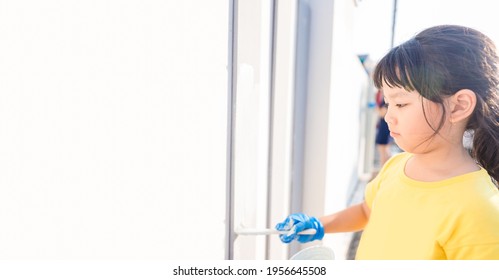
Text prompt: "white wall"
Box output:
[[232, 0, 273, 260], [0, 0, 228, 259]]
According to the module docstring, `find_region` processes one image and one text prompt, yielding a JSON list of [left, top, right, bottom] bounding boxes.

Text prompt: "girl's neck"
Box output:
[[405, 145, 480, 182]]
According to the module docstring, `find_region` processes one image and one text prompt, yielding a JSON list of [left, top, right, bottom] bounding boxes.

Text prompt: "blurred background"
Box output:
[[0, 0, 497, 260]]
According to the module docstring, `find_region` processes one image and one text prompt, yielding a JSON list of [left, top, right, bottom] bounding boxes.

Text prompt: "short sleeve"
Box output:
[[364, 174, 381, 210]]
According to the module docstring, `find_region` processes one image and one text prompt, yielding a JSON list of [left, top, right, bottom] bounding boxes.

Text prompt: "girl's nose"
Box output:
[[384, 108, 395, 125]]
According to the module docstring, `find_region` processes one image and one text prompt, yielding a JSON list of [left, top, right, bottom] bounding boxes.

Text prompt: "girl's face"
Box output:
[[382, 85, 448, 154]]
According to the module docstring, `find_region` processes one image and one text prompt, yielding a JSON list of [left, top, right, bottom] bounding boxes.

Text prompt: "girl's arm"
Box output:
[[319, 201, 370, 233]]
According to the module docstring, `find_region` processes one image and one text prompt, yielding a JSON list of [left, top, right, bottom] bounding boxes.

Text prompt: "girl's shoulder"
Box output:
[[379, 152, 411, 173], [365, 152, 410, 209]]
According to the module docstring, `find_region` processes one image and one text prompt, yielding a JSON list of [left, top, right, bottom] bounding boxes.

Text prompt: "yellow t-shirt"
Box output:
[[356, 152, 499, 260]]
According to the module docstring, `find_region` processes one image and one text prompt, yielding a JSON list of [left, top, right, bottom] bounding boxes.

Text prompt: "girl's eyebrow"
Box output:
[[383, 92, 409, 99]]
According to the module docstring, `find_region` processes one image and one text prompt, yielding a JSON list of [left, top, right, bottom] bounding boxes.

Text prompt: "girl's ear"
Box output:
[[449, 89, 477, 123]]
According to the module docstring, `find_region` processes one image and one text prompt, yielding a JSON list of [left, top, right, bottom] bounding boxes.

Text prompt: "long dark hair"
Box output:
[[373, 25, 499, 183]]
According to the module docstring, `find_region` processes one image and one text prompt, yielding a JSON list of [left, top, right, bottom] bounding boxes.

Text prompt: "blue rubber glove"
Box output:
[[275, 213, 324, 243]]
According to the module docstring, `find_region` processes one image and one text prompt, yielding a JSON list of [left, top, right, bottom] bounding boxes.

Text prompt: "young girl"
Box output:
[[276, 25, 499, 259]]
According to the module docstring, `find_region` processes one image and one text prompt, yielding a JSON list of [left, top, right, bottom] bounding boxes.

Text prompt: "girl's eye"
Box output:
[[385, 103, 406, 108]]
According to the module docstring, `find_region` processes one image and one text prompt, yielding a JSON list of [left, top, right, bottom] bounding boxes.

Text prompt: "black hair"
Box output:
[[373, 25, 499, 183]]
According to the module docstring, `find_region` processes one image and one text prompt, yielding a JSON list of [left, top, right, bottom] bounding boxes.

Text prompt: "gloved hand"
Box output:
[[275, 213, 324, 243]]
